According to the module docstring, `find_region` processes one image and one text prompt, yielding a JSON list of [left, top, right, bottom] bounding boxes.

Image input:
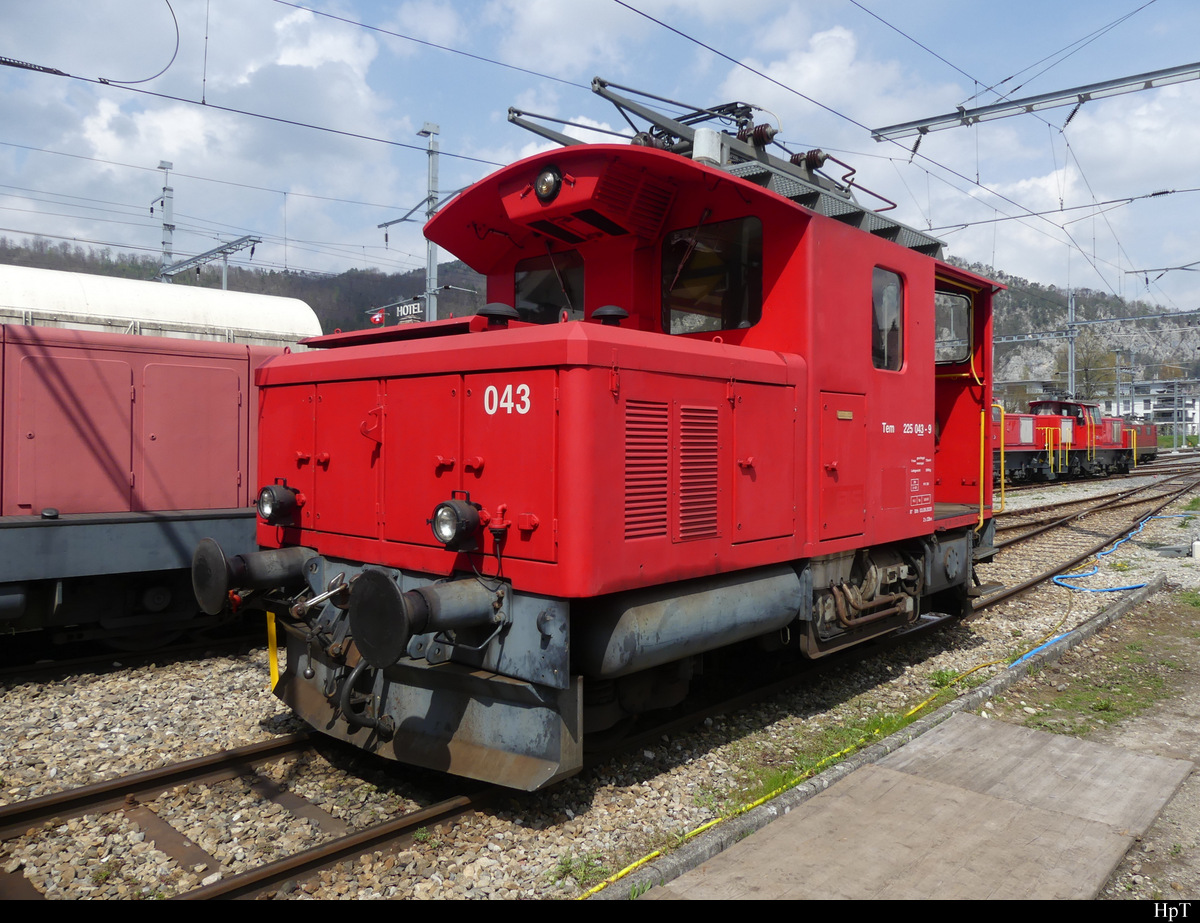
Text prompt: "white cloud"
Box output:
[[718, 25, 967, 145], [381, 0, 464, 53], [274, 11, 379, 82], [2, 0, 1199, 302], [484, 0, 647, 79], [80, 98, 230, 166], [1066, 84, 1200, 189]]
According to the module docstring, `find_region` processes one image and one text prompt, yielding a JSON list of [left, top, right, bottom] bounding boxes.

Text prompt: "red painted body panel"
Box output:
[[1003, 413, 1037, 450], [257, 383, 317, 531], [818, 392, 867, 540], [258, 327, 811, 597], [1123, 421, 1158, 461], [253, 141, 997, 598], [314, 379, 382, 538], [1028, 400, 1121, 452], [381, 374, 462, 547]]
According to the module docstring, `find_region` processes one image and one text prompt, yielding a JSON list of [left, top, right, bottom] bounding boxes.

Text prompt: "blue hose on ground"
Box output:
[[1051, 514, 1193, 593], [1010, 632, 1072, 667]]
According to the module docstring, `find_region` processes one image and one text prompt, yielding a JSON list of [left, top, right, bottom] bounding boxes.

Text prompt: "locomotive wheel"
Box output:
[[582, 715, 638, 752]]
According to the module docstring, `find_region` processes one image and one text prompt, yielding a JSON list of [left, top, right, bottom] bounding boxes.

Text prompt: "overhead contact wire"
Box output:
[[610, 1, 1121, 296], [98, 0, 179, 85], [270, 0, 589, 91], [0, 64, 503, 168]]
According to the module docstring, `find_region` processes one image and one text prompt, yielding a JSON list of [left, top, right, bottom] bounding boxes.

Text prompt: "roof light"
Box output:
[[534, 167, 562, 203]]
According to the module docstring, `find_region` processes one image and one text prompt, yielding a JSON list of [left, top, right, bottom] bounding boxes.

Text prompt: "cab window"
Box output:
[[872, 268, 904, 370], [662, 216, 761, 334], [934, 291, 971, 363], [515, 251, 584, 324]]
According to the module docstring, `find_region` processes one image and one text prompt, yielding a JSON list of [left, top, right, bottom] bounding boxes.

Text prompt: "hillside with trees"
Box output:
[[0, 236, 485, 333], [2, 239, 1196, 397], [948, 257, 1200, 398]]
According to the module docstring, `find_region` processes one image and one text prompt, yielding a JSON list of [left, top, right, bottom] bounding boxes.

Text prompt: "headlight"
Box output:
[[534, 167, 562, 203], [430, 499, 481, 550], [258, 484, 298, 524]]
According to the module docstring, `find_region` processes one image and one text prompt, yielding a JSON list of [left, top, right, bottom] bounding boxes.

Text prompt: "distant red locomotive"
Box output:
[[1124, 420, 1159, 465], [193, 81, 1000, 790], [994, 398, 1157, 482]]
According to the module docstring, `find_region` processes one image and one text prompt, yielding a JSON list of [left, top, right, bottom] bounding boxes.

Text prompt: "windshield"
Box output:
[[514, 250, 585, 324]]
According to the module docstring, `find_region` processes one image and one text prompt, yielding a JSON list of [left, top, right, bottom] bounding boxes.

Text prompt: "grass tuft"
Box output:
[[553, 852, 610, 889]]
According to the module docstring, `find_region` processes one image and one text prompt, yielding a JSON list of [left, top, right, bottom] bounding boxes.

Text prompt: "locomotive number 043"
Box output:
[[483, 383, 531, 415]]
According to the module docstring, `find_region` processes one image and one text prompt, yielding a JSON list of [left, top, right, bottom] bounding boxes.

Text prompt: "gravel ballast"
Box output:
[[3, 467, 1200, 899]]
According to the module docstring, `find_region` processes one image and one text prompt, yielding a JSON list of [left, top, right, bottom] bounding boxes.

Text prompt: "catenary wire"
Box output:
[[270, 0, 589, 91], [851, 1, 1164, 300], [0, 59, 504, 168], [99, 0, 180, 85]]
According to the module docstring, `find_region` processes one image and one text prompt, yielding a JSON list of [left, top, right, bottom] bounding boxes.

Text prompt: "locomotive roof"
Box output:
[[722, 157, 943, 256], [1030, 399, 1099, 408], [507, 78, 946, 258], [425, 143, 946, 276]]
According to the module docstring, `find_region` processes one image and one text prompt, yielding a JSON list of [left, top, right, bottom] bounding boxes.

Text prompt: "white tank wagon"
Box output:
[[0, 264, 320, 648], [0, 264, 321, 347]]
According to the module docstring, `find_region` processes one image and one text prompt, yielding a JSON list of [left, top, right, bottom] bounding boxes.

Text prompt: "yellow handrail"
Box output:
[[992, 403, 1005, 512], [977, 409, 986, 530], [1039, 425, 1059, 475]]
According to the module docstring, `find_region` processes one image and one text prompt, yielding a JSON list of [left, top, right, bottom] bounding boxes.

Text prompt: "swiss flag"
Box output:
[[370, 310, 384, 325]]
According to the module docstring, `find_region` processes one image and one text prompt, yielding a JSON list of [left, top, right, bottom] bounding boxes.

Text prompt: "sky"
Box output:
[[2, 0, 1199, 313]]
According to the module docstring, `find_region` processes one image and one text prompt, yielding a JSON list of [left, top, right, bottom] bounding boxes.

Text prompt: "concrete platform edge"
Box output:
[[592, 574, 1168, 900]]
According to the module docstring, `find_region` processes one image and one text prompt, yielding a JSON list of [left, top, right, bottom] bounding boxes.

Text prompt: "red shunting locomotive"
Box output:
[[994, 399, 1159, 482], [193, 81, 1002, 790]]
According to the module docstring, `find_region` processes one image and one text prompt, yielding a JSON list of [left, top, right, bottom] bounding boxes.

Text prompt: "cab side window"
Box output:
[[934, 291, 971, 363], [662, 217, 762, 334], [872, 268, 903, 371]]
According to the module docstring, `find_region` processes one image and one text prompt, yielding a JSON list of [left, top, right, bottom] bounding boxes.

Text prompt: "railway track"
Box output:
[[996, 452, 1200, 496], [0, 735, 312, 844], [995, 471, 1198, 541], [0, 731, 496, 900], [0, 734, 304, 899], [183, 788, 493, 900], [4, 477, 1199, 899], [979, 474, 1200, 610]]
